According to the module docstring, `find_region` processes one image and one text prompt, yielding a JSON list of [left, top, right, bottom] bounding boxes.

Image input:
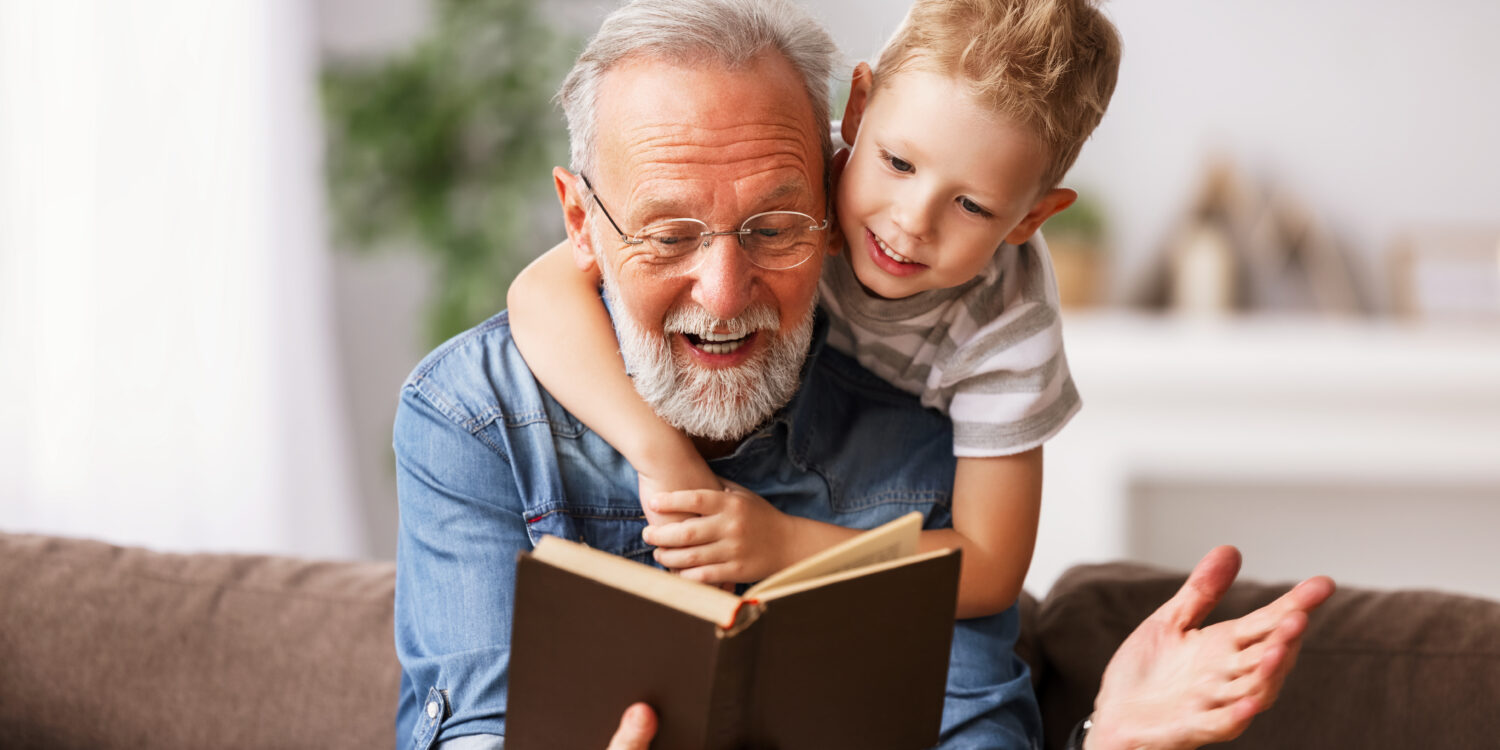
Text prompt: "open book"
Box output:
[[504, 512, 961, 750]]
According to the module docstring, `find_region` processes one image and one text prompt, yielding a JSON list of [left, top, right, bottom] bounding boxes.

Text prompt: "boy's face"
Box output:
[[837, 65, 1075, 299]]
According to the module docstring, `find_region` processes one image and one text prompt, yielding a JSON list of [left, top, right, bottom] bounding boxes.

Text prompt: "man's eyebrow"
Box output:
[[628, 195, 687, 223], [628, 182, 812, 224], [760, 182, 810, 207]]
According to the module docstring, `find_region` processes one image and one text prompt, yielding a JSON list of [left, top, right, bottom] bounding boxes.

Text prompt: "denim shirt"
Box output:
[[393, 308, 1042, 750]]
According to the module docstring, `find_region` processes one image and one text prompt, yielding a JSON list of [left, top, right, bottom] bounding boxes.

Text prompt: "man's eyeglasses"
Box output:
[[580, 174, 828, 273]]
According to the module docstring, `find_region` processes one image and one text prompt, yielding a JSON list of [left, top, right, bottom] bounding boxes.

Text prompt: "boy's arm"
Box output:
[[506, 242, 722, 519], [917, 447, 1043, 618], [645, 447, 1041, 605]]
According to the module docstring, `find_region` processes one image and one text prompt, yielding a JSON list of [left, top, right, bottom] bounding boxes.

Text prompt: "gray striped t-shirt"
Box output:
[[818, 232, 1081, 457]]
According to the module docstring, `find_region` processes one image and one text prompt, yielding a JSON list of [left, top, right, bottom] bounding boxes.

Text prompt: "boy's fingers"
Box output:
[[720, 478, 751, 495], [654, 543, 726, 571], [677, 563, 737, 586], [643, 517, 713, 548], [650, 489, 722, 516]]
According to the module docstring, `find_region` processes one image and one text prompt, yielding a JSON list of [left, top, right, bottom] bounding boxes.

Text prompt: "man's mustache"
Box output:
[[662, 304, 780, 337]]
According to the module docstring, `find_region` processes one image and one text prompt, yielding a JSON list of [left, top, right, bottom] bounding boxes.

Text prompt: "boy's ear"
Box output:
[[840, 62, 875, 147], [1005, 188, 1078, 245], [554, 166, 599, 272], [826, 147, 851, 256]]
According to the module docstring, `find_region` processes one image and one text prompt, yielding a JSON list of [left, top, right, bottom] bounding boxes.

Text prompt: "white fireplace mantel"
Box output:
[[1028, 312, 1500, 599]]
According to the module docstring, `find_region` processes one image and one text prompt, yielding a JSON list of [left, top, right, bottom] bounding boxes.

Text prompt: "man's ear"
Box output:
[[1005, 188, 1078, 245], [840, 62, 874, 148], [554, 166, 598, 272]]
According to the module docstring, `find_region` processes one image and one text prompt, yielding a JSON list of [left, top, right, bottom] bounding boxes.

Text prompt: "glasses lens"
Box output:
[[742, 212, 819, 269], [638, 220, 707, 261]]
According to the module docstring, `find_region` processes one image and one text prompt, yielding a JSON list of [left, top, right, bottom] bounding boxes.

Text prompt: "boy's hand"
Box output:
[[642, 480, 794, 585], [638, 476, 696, 530], [636, 463, 722, 529]]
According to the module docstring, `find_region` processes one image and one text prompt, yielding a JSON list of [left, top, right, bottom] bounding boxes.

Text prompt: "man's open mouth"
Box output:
[[684, 331, 755, 355]]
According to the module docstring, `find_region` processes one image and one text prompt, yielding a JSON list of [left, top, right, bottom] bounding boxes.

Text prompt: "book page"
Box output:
[[749, 547, 956, 604], [743, 512, 922, 600], [531, 536, 743, 627]]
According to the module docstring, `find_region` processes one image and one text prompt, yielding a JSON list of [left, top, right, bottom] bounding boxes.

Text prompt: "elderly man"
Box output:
[[393, 1, 1332, 748]]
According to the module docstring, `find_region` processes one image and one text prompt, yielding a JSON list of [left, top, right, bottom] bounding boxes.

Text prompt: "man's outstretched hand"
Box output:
[[1085, 546, 1336, 750]]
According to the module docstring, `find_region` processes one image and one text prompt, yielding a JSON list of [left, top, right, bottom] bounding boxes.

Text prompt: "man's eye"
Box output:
[[958, 197, 990, 216]]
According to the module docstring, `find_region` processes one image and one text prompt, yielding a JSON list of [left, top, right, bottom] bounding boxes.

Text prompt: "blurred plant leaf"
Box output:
[[322, 0, 576, 345], [1046, 189, 1108, 246]]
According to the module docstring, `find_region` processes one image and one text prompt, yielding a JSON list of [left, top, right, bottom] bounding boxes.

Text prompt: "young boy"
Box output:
[[508, 0, 1120, 617]]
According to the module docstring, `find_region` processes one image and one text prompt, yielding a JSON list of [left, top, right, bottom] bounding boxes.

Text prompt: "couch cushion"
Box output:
[[1034, 561, 1500, 750], [0, 532, 399, 749]]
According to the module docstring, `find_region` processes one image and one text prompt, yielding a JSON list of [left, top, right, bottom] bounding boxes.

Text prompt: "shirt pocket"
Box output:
[[523, 503, 655, 565]]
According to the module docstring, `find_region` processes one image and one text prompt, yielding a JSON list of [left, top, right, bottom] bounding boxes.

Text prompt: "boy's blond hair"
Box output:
[[874, 0, 1121, 190]]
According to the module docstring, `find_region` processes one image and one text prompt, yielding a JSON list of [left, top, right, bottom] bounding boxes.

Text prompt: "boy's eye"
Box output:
[[880, 149, 914, 174], [958, 197, 991, 216]]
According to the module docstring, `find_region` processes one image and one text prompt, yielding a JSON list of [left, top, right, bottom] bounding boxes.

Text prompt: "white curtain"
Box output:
[[0, 0, 367, 558]]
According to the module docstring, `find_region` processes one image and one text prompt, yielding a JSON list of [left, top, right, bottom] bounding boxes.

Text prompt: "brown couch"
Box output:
[[2, 531, 1497, 749]]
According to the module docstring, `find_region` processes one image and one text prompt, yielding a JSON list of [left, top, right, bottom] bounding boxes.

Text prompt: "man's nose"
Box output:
[[689, 235, 755, 321]]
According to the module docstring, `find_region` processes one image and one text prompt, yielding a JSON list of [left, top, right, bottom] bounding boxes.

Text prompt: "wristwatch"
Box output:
[[1064, 714, 1093, 750]]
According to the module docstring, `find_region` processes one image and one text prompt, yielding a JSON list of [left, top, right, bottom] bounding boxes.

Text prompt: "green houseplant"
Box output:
[[1043, 190, 1109, 308], [321, 0, 576, 345]]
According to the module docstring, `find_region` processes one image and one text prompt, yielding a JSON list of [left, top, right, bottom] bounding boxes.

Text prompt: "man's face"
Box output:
[[556, 52, 832, 444]]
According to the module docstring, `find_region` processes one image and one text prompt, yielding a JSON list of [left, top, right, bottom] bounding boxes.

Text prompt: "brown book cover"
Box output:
[[504, 513, 961, 750]]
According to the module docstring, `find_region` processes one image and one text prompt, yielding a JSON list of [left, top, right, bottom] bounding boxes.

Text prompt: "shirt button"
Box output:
[[427, 701, 440, 719]]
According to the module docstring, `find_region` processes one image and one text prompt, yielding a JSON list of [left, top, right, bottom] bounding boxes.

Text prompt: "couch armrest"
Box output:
[[0, 533, 399, 749], [1034, 562, 1500, 750]]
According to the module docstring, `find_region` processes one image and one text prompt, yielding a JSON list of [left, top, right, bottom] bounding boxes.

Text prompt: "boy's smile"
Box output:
[[865, 226, 928, 277], [837, 65, 1075, 300]]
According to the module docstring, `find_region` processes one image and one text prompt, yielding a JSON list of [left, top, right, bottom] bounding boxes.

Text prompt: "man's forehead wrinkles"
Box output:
[[624, 120, 814, 152], [634, 146, 809, 172]]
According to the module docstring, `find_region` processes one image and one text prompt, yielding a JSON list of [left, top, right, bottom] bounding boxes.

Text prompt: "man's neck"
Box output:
[[692, 434, 740, 461]]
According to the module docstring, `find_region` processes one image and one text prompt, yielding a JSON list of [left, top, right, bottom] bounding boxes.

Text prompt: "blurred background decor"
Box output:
[[4, 0, 1497, 593], [321, 0, 574, 346], [1388, 226, 1500, 322], [1130, 159, 1370, 316], [1044, 191, 1108, 309]]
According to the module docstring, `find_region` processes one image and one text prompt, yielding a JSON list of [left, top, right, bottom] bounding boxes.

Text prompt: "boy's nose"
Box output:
[[891, 191, 938, 241]]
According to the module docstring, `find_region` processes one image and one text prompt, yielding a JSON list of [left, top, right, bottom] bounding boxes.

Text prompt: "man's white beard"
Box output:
[[599, 264, 814, 443]]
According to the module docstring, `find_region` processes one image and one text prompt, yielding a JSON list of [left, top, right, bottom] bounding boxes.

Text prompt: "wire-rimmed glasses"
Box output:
[[581, 174, 828, 273]]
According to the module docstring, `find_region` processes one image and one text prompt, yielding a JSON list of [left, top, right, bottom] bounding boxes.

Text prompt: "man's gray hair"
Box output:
[[557, 0, 838, 185]]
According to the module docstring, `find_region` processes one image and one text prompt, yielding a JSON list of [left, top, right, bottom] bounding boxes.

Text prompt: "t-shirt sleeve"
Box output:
[[928, 236, 1081, 457]]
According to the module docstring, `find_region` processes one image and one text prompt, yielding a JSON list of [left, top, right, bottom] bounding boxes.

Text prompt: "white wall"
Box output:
[[803, 0, 1500, 305], [1, 0, 364, 558]]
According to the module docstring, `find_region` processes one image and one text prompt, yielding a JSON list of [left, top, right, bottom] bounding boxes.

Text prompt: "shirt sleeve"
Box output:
[[938, 608, 1043, 749], [934, 238, 1081, 458], [393, 382, 530, 749]]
